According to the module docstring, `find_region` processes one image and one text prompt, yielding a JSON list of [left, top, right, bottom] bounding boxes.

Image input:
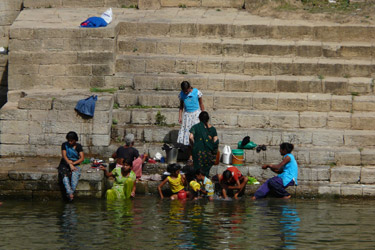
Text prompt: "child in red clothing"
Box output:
[[213, 166, 248, 200]]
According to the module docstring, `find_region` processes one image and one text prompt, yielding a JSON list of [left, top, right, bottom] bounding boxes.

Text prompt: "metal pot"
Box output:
[[165, 147, 178, 164]]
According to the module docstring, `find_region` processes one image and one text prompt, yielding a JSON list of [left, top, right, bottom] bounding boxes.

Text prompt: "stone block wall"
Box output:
[[23, 0, 138, 8], [0, 92, 114, 157], [8, 14, 116, 92], [0, 0, 23, 108]]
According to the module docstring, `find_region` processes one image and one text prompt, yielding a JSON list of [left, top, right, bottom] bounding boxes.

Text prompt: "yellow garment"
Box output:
[[190, 180, 201, 192], [167, 174, 185, 193]]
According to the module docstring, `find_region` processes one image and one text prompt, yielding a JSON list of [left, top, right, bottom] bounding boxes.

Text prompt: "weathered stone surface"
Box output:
[[8, 170, 42, 180], [312, 131, 343, 146], [327, 112, 351, 129], [318, 184, 341, 195], [18, 97, 52, 110], [330, 166, 361, 183], [360, 166, 375, 184], [361, 149, 375, 165], [340, 184, 363, 196], [138, 0, 161, 9], [334, 150, 361, 166], [300, 112, 327, 128]]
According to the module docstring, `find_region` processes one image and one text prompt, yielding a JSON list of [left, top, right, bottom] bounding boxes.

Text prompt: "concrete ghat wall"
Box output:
[[0, 93, 114, 156], [2, 161, 375, 199]]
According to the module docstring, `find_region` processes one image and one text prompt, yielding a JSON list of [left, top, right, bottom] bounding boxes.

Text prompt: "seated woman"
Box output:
[[213, 166, 248, 200], [57, 131, 84, 201], [189, 111, 219, 177], [252, 143, 298, 200], [100, 158, 136, 200]]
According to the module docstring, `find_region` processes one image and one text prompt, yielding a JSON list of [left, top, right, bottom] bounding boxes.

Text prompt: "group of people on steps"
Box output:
[[57, 81, 298, 201]]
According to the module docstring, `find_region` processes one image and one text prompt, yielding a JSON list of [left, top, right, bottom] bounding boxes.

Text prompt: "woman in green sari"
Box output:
[[189, 111, 219, 177], [100, 158, 136, 200]]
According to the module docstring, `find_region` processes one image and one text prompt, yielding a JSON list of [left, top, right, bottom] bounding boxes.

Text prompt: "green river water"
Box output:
[[1, 196, 374, 249]]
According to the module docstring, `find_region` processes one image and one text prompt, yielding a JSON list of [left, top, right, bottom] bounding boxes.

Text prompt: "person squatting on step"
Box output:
[[57, 131, 84, 201], [212, 166, 248, 200], [177, 81, 205, 165], [252, 142, 298, 200], [112, 133, 145, 179]]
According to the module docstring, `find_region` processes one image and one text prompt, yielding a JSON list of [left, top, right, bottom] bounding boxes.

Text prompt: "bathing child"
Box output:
[[177, 81, 205, 163], [57, 131, 84, 201], [213, 166, 248, 200], [158, 164, 190, 200], [100, 158, 136, 199], [190, 169, 214, 201], [252, 143, 298, 200]]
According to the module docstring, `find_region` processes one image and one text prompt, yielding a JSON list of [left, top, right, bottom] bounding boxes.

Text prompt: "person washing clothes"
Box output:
[[213, 166, 248, 200], [252, 143, 298, 200], [177, 81, 204, 165], [112, 133, 145, 179], [100, 158, 136, 199]]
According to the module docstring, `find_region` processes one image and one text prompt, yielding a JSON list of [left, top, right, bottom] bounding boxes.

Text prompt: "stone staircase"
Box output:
[[110, 8, 375, 170], [2, 7, 375, 197]]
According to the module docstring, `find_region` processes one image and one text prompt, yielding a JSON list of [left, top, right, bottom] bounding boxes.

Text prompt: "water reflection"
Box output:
[[3, 198, 375, 249], [252, 199, 300, 249], [58, 203, 79, 250]]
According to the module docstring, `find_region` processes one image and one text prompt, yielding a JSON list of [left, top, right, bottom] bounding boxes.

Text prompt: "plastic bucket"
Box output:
[[232, 149, 244, 166]]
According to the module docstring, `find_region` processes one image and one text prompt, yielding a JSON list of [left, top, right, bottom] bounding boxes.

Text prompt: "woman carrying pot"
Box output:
[[189, 111, 219, 177]]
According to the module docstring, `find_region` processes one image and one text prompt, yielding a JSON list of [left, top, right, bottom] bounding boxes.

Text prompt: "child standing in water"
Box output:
[[57, 131, 84, 201], [252, 143, 298, 200], [177, 81, 204, 163], [100, 158, 136, 199], [158, 164, 190, 200]]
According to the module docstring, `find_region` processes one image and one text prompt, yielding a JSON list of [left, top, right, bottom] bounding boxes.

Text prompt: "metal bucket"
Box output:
[[165, 147, 178, 164]]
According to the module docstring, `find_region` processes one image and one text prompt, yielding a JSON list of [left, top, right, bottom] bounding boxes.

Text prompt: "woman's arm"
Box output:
[[99, 166, 114, 178], [198, 97, 204, 111], [62, 150, 73, 165], [179, 100, 184, 124], [158, 178, 168, 199], [262, 156, 291, 173], [189, 133, 194, 145], [72, 151, 84, 165]]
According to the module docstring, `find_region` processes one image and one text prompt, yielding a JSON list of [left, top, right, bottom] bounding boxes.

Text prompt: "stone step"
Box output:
[[116, 90, 374, 113], [116, 54, 375, 78], [113, 72, 374, 96], [117, 11, 375, 43], [118, 36, 375, 59], [112, 126, 375, 166], [113, 107, 375, 131]]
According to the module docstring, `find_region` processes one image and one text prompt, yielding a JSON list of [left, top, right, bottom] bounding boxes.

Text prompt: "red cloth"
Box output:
[[227, 166, 242, 182]]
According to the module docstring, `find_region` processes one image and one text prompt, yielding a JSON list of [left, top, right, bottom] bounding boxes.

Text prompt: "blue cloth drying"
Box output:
[[80, 17, 108, 28], [75, 95, 97, 117]]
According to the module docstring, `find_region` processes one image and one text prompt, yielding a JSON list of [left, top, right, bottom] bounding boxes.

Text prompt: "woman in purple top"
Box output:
[[177, 81, 205, 162]]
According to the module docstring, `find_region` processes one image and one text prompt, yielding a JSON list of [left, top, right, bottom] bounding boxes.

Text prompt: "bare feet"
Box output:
[[282, 195, 291, 199], [68, 194, 74, 201], [251, 196, 256, 200]]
